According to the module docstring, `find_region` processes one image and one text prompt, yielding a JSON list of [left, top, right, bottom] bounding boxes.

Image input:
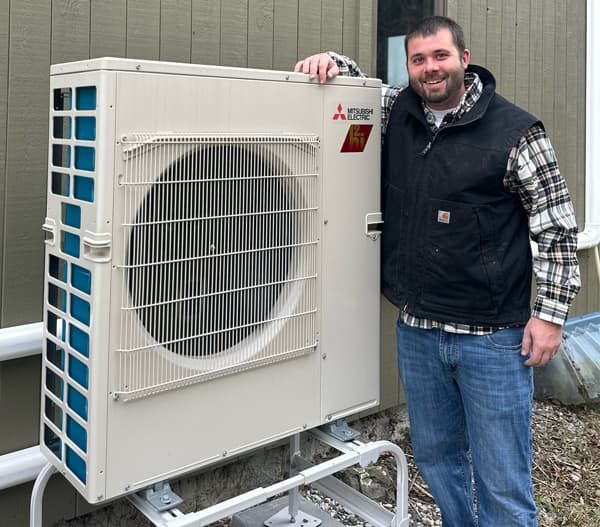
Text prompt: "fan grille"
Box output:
[[116, 134, 319, 400]]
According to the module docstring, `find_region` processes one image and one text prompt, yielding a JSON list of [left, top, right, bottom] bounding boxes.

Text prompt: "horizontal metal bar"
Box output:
[[0, 446, 47, 491], [0, 322, 43, 362]]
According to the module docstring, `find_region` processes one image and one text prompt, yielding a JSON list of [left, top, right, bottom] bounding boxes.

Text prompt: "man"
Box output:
[[295, 16, 580, 527]]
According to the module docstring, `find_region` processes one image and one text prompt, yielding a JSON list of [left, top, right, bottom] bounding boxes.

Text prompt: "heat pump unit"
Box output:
[[41, 58, 382, 503]]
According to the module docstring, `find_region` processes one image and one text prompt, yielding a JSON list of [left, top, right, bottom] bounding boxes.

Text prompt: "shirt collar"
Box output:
[[422, 72, 483, 129]]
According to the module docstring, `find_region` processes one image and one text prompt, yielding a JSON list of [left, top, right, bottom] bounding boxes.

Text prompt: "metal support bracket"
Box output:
[[139, 482, 183, 512], [319, 419, 361, 442], [32, 432, 409, 527]]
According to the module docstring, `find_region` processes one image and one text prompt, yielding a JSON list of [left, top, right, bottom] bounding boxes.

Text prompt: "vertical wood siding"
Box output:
[[0, 0, 377, 329], [448, 0, 595, 314]]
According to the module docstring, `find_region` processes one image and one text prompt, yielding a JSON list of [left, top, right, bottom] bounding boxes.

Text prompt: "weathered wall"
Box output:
[[448, 0, 596, 315], [0, 1, 378, 526]]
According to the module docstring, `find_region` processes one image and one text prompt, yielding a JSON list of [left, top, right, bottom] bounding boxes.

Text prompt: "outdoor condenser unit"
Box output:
[[40, 58, 382, 503]]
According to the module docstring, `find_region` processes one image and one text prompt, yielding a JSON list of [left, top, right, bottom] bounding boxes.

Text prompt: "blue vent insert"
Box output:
[[74, 146, 95, 171], [53, 116, 71, 139], [71, 264, 91, 294], [49, 255, 68, 282], [71, 296, 90, 326], [73, 176, 94, 202], [48, 284, 67, 312], [46, 369, 64, 399], [46, 340, 65, 370], [69, 324, 89, 357], [67, 385, 88, 421], [52, 145, 71, 168], [61, 231, 80, 258], [51, 172, 70, 197], [47, 312, 67, 341], [54, 88, 72, 111], [68, 355, 89, 389], [62, 203, 81, 229], [44, 425, 62, 460], [76, 86, 96, 111], [75, 116, 96, 140], [66, 416, 87, 453], [66, 446, 86, 484], [45, 397, 63, 429]]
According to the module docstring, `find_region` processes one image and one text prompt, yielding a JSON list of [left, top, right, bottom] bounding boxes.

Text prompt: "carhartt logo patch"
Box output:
[[437, 210, 451, 224]]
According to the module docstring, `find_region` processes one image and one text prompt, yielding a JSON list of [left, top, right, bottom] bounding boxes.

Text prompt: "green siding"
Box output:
[[448, 0, 595, 315], [3, 0, 51, 327], [90, 0, 127, 58], [160, 0, 192, 62], [191, 0, 221, 65]]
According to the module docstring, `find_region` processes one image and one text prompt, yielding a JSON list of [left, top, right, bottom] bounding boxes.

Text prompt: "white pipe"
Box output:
[[0, 446, 48, 491], [579, 0, 600, 251], [0, 322, 43, 362]]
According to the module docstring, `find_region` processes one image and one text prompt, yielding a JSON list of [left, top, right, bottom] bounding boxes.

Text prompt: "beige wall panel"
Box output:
[[321, 0, 343, 53], [552, 1, 567, 166], [0, 0, 8, 315], [90, 0, 127, 58], [484, 1, 501, 83], [565, 0, 582, 224], [342, 0, 358, 61], [514, 0, 530, 109], [51, 0, 91, 64], [191, 0, 221, 65], [2, 0, 51, 326], [467, 1, 486, 66], [541, 0, 555, 132], [499, 0, 516, 101], [528, 0, 543, 118], [379, 297, 401, 409], [248, 0, 274, 69], [298, 0, 322, 59], [574, 0, 586, 234], [273, 0, 298, 70], [357, 0, 376, 77], [161, 0, 192, 63], [126, 0, 160, 60], [220, 0, 248, 67], [448, 0, 471, 49], [0, 357, 41, 453]]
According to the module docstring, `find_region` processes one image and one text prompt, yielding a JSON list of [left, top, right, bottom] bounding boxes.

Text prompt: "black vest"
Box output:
[[382, 65, 539, 326]]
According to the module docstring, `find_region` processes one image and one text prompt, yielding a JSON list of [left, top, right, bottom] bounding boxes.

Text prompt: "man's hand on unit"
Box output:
[[294, 53, 339, 84]]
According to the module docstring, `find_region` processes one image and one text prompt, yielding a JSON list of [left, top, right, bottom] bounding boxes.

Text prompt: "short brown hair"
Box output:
[[404, 16, 467, 56]]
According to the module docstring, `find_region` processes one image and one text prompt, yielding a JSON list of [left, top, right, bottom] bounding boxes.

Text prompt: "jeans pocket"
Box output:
[[485, 326, 524, 351]]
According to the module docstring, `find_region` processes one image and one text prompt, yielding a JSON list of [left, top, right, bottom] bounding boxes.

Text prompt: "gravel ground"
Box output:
[[292, 400, 600, 526]]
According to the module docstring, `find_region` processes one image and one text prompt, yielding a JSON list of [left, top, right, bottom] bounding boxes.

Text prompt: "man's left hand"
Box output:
[[521, 317, 563, 367]]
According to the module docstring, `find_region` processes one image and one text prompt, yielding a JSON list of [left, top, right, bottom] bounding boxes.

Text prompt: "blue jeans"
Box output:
[[396, 319, 537, 527]]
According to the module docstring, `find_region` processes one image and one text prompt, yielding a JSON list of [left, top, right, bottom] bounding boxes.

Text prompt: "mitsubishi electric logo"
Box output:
[[333, 104, 346, 120], [332, 103, 374, 121]]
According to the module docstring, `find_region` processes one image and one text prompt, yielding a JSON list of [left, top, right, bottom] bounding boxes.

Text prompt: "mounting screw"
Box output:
[[222, 451, 227, 457], [160, 494, 172, 504], [323, 219, 328, 225], [124, 485, 130, 491], [322, 353, 327, 359], [302, 423, 307, 429], [135, 64, 141, 71], [97, 494, 104, 500], [326, 415, 332, 421]]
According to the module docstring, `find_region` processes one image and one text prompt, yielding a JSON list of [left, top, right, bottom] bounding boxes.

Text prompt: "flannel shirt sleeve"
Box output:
[[505, 124, 581, 325]]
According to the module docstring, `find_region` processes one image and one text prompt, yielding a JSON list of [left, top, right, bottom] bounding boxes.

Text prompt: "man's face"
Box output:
[[406, 28, 470, 110]]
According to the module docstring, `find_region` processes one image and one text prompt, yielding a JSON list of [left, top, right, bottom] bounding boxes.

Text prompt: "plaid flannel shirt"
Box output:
[[328, 52, 580, 334]]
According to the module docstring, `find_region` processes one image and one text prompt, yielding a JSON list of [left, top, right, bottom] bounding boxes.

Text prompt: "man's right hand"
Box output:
[[294, 53, 340, 84]]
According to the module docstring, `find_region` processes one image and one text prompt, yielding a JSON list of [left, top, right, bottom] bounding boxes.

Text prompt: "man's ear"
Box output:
[[462, 48, 471, 68]]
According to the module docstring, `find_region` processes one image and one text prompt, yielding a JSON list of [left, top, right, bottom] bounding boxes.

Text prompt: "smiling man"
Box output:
[[295, 15, 580, 527]]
